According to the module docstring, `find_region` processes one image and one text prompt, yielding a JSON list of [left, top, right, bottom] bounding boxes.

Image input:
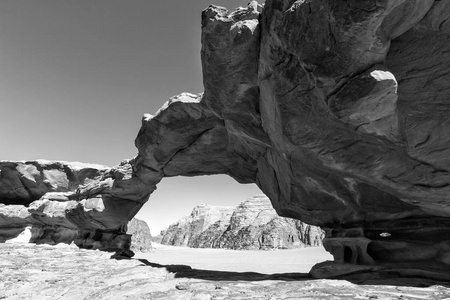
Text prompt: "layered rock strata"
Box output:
[[2, 0, 450, 280], [161, 195, 323, 249], [0, 160, 152, 255]]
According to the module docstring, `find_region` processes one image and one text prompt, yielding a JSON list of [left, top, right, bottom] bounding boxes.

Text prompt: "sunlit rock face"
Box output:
[[0, 160, 152, 255], [160, 195, 324, 249]]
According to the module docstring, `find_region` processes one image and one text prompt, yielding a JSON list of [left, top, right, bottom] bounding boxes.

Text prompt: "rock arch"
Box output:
[[2, 0, 450, 281]]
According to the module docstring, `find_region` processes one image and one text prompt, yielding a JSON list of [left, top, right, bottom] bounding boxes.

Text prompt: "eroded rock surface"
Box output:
[[160, 195, 323, 250], [0, 160, 152, 254], [132, 0, 450, 279]]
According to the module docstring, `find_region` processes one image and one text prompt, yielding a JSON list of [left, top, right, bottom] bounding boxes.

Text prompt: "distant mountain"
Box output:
[[159, 195, 324, 250], [159, 203, 234, 247]]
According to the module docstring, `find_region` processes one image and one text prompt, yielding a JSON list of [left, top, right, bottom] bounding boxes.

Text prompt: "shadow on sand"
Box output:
[[136, 258, 450, 288], [136, 258, 311, 281]]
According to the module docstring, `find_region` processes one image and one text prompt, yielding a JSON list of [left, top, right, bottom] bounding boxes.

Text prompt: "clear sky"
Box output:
[[0, 0, 264, 235]]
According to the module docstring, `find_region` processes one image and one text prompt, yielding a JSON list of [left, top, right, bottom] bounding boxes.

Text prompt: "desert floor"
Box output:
[[136, 243, 333, 274], [1, 243, 450, 299]]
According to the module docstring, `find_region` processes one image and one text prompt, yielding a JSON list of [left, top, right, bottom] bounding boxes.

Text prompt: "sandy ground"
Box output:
[[135, 243, 334, 274], [1, 243, 450, 299]]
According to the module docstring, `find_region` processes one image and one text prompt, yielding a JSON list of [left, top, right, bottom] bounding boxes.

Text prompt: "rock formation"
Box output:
[[160, 203, 235, 247], [0, 160, 152, 254], [127, 218, 153, 252], [160, 195, 323, 250], [2, 0, 450, 280]]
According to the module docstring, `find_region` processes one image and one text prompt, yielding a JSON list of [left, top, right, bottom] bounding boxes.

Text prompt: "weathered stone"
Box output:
[[160, 195, 324, 250], [0, 160, 107, 206], [0, 160, 152, 254], [328, 65, 400, 142], [132, 1, 450, 279]]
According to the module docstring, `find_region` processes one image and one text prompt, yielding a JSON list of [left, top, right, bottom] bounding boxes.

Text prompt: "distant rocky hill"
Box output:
[[159, 195, 324, 250], [127, 218, 153, 252]]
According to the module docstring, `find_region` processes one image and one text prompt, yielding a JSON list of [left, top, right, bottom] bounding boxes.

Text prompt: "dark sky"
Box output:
[[0, 0, 263, 234]]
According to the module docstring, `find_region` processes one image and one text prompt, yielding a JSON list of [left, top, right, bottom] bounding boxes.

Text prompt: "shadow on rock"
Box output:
[[136, 258, 312, 282]]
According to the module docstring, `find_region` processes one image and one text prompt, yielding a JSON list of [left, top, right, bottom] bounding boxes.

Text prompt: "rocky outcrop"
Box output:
[[160, 204, 234, 247], [127, 218, 153, 252], [161, 195, 324, 250], [2, 0, 450, 280], [0, 160, 152, 255]]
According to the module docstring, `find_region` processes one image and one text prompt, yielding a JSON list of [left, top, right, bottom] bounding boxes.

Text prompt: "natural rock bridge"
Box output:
[[2, 0, 450, 281]]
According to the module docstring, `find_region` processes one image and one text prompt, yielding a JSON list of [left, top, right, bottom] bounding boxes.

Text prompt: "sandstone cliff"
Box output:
[[160, 195, 324, 250]]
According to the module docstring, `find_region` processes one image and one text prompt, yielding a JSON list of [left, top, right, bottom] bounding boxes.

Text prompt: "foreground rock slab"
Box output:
[[1, 244, 449, 300]]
